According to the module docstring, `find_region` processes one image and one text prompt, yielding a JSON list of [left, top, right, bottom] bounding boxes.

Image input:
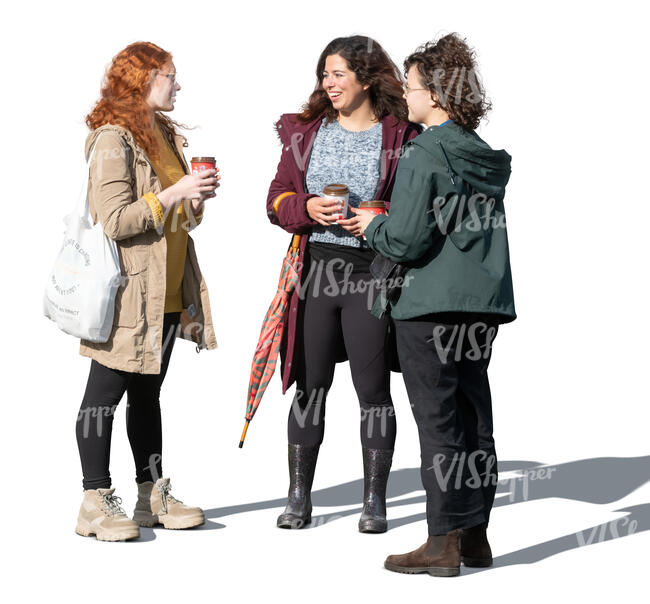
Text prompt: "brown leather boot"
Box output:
[[384, 529, 462, 577], [461, 521, 493, 567]]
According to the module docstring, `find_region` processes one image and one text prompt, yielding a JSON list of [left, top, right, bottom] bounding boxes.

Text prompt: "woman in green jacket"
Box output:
[[340, 33, 515, 577]]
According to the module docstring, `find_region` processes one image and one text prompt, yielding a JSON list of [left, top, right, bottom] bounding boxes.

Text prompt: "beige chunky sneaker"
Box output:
[[75, 488, 140, 541], [133, 478, 204, 529]]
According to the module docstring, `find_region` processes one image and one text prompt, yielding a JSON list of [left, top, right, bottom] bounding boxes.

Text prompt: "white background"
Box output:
[[2, 0, 649, 601]]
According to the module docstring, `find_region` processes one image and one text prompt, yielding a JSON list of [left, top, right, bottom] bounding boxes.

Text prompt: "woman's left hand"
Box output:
[[337, 207, 377, 237]]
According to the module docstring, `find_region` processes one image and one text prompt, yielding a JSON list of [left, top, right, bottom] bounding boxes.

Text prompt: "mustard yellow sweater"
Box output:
[[149, 124, 190, 313]]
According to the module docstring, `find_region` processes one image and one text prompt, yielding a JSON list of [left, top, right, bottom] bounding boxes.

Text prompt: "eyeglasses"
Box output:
[[403, 84, 429, 95], [157, 71, 177, 85]]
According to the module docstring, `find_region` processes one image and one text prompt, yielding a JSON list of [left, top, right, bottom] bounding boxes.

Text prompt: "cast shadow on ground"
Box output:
[[133, 519, 225, 542], [203, 456, 650, 565]]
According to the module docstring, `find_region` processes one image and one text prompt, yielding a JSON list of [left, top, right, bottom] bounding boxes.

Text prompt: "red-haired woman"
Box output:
[[268, 36, 420, 532], [74, 41, 219, 541]]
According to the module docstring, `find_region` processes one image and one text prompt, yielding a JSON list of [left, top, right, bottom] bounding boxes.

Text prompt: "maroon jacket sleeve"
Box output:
[[266, 144, 318, 234], [384, 122, 422, 212]]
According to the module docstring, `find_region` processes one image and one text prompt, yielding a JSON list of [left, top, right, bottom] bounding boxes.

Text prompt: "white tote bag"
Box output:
[[43, 136, 122, 342]]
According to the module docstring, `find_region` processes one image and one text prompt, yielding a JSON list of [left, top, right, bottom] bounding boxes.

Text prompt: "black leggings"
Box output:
[[288, 264, 396, 449], [76, 312, 180, 490]]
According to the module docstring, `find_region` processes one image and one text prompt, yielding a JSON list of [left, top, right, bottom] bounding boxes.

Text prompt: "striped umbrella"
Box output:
[[239, 235, 302, 447]]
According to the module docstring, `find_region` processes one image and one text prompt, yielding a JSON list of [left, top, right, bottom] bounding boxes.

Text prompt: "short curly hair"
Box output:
[[404, 33, 492, 130]]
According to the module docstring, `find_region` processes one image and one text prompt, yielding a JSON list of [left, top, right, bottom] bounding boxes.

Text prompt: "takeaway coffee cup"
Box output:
[[190, 156, 216, 174], [323, 184, 349, 221], [359, 200, 386, 216]]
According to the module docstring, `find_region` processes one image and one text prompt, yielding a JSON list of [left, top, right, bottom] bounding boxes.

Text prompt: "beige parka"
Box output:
[[79, 123, 217, 374]]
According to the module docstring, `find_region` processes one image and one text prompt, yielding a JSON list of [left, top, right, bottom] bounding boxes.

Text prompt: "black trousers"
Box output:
[[76, 312, 180, 490], [394, 312, 499, 535], [288, 265, 396, 449]]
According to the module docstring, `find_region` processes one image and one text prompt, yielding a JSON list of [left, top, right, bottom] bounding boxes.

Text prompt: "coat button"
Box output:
[[285, 146, 290, 151], [278, 124, 282, 128]]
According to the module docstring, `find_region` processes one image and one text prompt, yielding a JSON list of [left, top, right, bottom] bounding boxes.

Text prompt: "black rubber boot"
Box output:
[[358, 447, 394, 533], [277, 443, 320, 529]]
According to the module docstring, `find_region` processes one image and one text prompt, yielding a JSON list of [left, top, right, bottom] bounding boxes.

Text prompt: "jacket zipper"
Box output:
[[300, 118, 314, 193], [371, 124, 393, 200], [437, 140, 456, 185], [374, 124, 411, 200]]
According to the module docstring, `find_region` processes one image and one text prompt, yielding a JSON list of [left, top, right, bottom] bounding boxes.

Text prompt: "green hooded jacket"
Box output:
[[365, 121, 516, 323]]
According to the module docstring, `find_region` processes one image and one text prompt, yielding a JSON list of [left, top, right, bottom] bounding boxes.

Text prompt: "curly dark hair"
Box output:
[[404, 33, 491, 130], [298, 35, 408, 124]]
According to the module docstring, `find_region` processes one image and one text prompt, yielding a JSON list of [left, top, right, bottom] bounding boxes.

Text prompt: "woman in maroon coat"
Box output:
[[267, 36, 420, 532]]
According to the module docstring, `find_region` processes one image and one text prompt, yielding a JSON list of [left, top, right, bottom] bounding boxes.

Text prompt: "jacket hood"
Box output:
[[273, 113, 320, 147], [415, 122, 512, 201]]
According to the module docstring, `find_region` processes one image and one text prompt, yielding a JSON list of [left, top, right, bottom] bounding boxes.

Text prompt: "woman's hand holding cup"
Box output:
[[157, 168, 219, 210], [337, 206, 377, 237], [306, 196, 342, 226]]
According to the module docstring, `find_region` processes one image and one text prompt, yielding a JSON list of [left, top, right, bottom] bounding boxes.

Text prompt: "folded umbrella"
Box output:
[[239, 235, 302, 447]]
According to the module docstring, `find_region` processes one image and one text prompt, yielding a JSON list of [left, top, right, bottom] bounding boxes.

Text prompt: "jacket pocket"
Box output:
[[112, 269, 145, 327], [449, 221, 490, 254], [448, 195, 494, 256]]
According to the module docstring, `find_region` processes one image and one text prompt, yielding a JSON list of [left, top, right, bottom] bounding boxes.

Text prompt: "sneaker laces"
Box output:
[[158, 481, 182, 514], [102, 493, 126, 516]]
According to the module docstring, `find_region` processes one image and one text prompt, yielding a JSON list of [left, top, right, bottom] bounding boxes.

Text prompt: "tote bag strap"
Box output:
[[73, 132, 108, 221]]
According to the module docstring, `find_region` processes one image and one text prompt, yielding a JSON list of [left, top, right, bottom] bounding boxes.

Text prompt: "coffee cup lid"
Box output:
[[323, 183, 349, 195]]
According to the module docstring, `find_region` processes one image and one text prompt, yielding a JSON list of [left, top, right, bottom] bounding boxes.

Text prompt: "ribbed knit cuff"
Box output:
[[143, 192, 164, 228]]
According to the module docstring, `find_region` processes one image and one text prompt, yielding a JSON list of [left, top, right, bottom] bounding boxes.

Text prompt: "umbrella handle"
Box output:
[[290, 234, 301, 252], [239, 419, 251, 448]]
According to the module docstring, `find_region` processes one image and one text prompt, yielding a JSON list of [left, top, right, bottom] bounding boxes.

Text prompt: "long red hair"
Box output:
[[85, 41, 187, 160]]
